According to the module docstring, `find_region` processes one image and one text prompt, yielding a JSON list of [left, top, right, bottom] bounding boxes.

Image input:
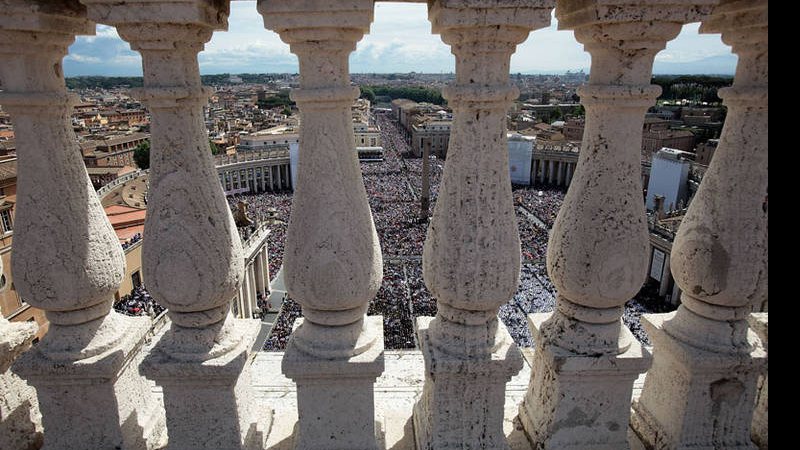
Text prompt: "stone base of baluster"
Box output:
[[751, 373, 768, 450], [630, 313, 766, 450], [141, 318, 270, 450], [282, 316, 385, 450], [748, 313, 768, 450], [13, 313, 166, 450], [1, 319, 42, 450], [519, 312, 651, 450], [413, 316, 523, 450]]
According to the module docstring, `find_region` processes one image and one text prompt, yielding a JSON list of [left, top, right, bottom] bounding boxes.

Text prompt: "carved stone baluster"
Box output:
[[749, 313, 767, 450], [632, 1, 768, 448], [258, 1, 384, 448], [1, 1, 165, 448], [81, 0, 271, 448], [519, 1, 717, 448], [1, 306, 42, 449], [414, 1, 554, 449]]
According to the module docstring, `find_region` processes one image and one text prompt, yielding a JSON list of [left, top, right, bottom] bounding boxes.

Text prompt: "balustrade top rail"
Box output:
[[215, 148, 290, 168], [96, 168, 148, 197]]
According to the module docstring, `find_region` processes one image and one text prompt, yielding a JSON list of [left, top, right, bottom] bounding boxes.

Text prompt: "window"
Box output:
[[0, 210, 12, 233], [132, 271, 142, 289]]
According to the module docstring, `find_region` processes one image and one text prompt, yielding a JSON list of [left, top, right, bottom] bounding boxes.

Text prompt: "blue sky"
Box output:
[[64, 1, 737, 77]]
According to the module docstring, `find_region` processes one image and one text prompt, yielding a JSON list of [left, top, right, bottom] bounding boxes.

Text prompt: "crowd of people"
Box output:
[[256, 111, 668, 351], [513, 187, 567, 229], [113, 285, 165, 318], [262, 297, 301, 351], [227, 192, 293, 277], [120, 232, 143, 251]]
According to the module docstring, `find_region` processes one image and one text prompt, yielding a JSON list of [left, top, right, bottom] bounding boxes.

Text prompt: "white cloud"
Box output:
[[64, 2, 736, 76]]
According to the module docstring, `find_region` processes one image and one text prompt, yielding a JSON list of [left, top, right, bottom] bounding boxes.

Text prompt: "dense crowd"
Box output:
[[516, 209, 550, 262], [262, 297, 301, 351], [228, 192, 293, 277], [113, 285, 165, 318], [623, 281, 678, 345], [258, 111, 670, 351], [498, 264, 557, 347], [121, 232, 143, 251], [513, 187, 567, 229]]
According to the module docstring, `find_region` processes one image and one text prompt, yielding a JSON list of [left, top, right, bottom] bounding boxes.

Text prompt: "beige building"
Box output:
[[0, 157, 48, 341], [81, 132, 149, 168], [238, 127, 299, 151], [354, 122, 381, 148], [411, 114, 452, 158], [695, 138, 718, 166], [641, 118, 695, 159]]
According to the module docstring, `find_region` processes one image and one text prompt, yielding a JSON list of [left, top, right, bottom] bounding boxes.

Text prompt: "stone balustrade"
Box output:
[[0, 1, 767, 449]]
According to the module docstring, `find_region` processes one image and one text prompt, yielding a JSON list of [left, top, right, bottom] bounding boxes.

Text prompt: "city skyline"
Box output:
[[64, 1, 737, 77]]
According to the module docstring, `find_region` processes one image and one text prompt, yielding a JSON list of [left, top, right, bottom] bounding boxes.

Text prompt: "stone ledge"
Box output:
[[138, 320, 648, 449]]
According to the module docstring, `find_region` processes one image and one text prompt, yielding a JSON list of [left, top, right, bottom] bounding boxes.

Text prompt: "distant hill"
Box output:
[[516, 54, 738, 77], [653, 54, 737, 75]]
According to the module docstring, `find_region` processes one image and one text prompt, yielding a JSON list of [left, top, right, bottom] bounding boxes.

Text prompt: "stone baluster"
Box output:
[[80, 1, 270, 448], [632, 1, 768, 448], [1, 302, 42, 448], [749, 313, 767, 449], [257, 1, 385, 448], [519, 1, 716, 448], [414, 2, 554, 449], [1, 1, 165, 448]]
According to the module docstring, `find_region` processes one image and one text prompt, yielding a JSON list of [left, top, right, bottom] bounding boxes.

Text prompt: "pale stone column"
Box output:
[[565, 162, 574, 187], [254, 250, 266, 298], [556, 161, 564, 186], [749, 313, 767, 450], [258, 1, 384, 448], [262, 246, 272, 294], [247, 262, 258, 318], [540, 158, 547, 184], [1, 2, 165, 449], [519, 2, 715, 448], [658, 252, 672, 296], [1, 309, 42, 449], [81, 1, 271, 448], [415, 2, 554, 449], [237, 286, 246, 319], [632, 2, 768, 448]]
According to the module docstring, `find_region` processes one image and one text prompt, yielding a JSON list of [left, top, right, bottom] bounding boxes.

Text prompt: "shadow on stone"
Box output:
[[0, 398, 43, 450]]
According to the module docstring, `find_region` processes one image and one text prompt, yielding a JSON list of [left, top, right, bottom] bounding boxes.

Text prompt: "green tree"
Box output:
[[572, 104, 585, 117], [551, 106, 563, 122], [281, 106, 292, 117], [360, 86, 376, 103], [209, 140, 221, 155], [133, 141, 150, 170]]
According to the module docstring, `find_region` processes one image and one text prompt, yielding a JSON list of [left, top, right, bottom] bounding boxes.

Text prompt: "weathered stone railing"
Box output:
[[215, 148, 290, 168], [96, 167, 148, 196], [0, 1, 767, 449]]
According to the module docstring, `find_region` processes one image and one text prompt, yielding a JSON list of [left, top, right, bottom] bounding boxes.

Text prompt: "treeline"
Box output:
[[652, 75, 733, 104], [258, 90, 293, 109], [66, 73, 294, 90], [66, 76, 143, 89], [360, 85, 445, 105]]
